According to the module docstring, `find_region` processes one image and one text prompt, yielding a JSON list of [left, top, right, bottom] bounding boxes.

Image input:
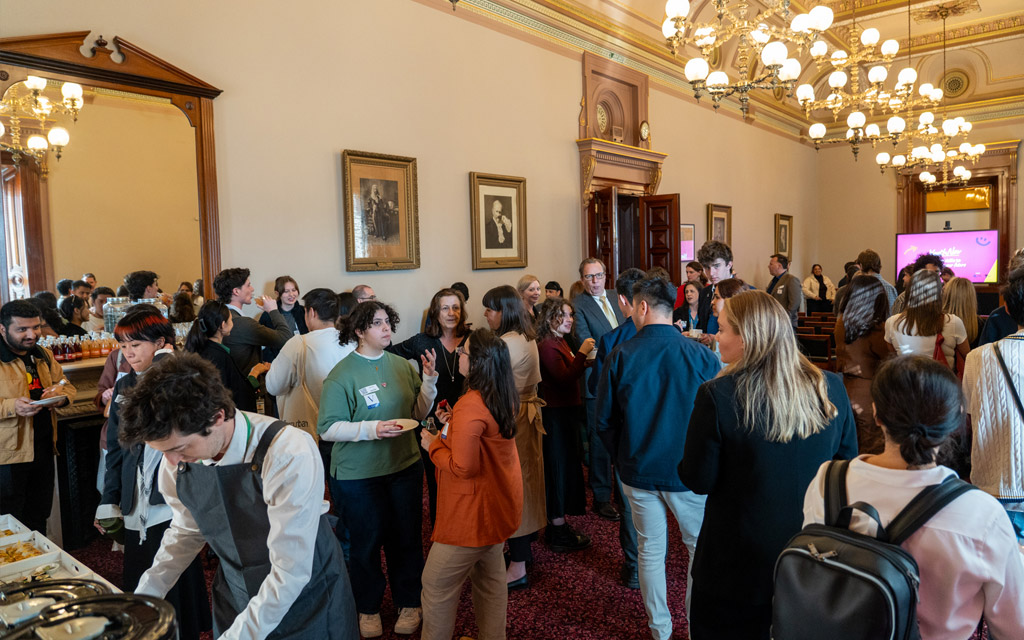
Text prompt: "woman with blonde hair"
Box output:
[[941, 276, 980, 347], [680, 291, 857, 640], [516, 274, 542, 321]]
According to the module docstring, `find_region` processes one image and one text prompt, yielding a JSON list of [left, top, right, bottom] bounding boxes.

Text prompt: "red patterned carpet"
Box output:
[[72, 481, 691, 640]]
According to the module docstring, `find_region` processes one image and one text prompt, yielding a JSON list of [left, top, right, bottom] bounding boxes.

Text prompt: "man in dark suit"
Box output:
[[589, 267, 646, 588], [574, 257, 625, 521], [483, 199, 513, 249], [695, 240, 736, 332], [213, 267, 292, 376]]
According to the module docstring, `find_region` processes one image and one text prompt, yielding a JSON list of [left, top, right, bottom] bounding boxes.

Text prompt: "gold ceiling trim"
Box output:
[[594, 0, 661, 29]]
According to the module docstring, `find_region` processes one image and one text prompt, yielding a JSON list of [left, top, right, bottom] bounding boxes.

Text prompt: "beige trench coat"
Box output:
[[502, 332, 547, 537]]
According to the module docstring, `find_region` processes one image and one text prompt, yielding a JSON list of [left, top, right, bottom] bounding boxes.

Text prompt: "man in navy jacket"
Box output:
[[595, 276, 720, 640]]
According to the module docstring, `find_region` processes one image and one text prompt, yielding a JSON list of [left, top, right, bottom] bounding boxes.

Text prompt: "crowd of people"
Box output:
[[1, 245, 1022, 640]]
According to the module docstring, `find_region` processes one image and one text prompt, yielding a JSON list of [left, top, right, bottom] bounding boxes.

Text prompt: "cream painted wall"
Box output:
[[46, 93, 201, 293], [815, 120, 1024, 285], [3, 0, 835, 331]]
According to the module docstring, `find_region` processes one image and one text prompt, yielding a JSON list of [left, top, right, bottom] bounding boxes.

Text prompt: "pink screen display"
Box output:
[[896, 230, 999, 283]]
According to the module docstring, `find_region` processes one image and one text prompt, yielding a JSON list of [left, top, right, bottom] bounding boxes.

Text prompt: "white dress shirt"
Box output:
[[136, 411, 329, 640], [803, 456, 1024, 640]]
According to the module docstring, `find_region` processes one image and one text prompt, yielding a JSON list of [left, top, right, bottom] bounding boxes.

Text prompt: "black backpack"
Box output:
[[771, 459, 977, 640]]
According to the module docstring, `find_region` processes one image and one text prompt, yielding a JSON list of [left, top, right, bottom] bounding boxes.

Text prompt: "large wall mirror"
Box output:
[[0, 31, 221, 301]]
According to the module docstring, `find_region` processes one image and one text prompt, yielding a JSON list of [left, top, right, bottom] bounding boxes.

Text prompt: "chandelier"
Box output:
[[0, 75, 83, 165], [662, 1, 835, 119]]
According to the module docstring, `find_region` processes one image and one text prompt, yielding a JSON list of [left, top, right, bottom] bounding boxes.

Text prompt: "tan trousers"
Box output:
[[421, 541, 507, 640]]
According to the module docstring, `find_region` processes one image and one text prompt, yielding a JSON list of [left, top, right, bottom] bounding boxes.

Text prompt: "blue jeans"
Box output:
[[621, 483, 706, 640], [330, 461, 424, 613]]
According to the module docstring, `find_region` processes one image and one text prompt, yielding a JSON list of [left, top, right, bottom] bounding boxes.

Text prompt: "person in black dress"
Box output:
[[185, 301, 266, 412], [387, 287, 470, 526]]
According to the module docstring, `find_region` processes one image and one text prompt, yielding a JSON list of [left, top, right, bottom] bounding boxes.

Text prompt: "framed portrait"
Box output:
[[470, 172, 527, 269], [775, 214, 793, 260], [342, 150, 419, 271], [679, 223, 695, 261], [707, 203, 732, 246]]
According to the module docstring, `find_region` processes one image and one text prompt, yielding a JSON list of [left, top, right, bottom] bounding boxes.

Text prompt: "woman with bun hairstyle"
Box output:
[[419, 328, 523, 640], [184, 300, 264, 412], [804, 355, 1024, 638]]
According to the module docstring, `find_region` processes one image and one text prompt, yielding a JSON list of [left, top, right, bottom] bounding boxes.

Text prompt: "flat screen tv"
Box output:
[[895, 229, 999, 284]]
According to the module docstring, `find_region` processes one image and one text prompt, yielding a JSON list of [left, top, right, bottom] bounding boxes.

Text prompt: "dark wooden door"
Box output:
[[638, 193, 680, 283], [588, 187, 618, 287]]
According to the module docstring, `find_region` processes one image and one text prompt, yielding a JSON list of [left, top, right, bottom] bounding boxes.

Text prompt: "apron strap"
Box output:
[[252, 420, 289, 472]]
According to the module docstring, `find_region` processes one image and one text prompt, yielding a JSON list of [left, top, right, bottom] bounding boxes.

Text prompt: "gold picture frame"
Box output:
[[342, 149, 419, 271], [775, 214, 793, 260], [470, 172, 528, 269], [707, 203, 732, 246]]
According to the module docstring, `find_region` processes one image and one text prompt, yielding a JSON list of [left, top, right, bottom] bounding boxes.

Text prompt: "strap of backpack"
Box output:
[[824, 459, 851, 527], [835, 501, 890, 542], [886, 475, 978, 546], [993, 342, 1024, 423]]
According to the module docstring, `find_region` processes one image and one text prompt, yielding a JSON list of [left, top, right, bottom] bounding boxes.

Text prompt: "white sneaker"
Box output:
[[394, 607, 422, 635], [358, 613, 382, 638]]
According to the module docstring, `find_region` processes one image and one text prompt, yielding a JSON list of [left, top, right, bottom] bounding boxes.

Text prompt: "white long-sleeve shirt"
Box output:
[[136, 411, 329, 640], [803, 457, 1024, 640], [264, 327, 355, 437]]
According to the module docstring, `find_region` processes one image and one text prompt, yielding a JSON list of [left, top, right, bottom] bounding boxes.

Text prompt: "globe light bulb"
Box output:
[[918, 83, 934, 97], [665, 0, 690, 20], [751, 24, 770, 44], [886, 116, 906, 134], [760, 41, 788, 67], [791, 13, 812, 34], [930, 143, 943, 154], [809, 6, 834, 31], [941, 120, 959, 136], [46, 126, 69, 147], [931, 150, 945, 163], [662, 18, 678, 39], [880, 39, 900, 56], [893, 155, 907, 166], [860, 28, 880, 47], [27, 135, 48, 151], [24, 76, 47, 92], [959, 142, 972, 154], [810, 40, 828, 58], [830, 50, 848, 66], [920, 172, 932, 183], [963, 170, 972, 181], [868, 66, 887, 84], [974, 144, 986, 156], [0, 122, 5, 138], [684, 57, 710, 82], [828, 70, 848, 88], [865, 123, 881, 137], [929, 88, 944, 101], [796, 83, 815, 102], [847, 111, 866, 129], [961, 121, 973, 133], [919, 112, 934, 125], [779, 58, 802, 81], [911, 146, 928, 159], [953, 166, 966, 178], [897, 67, 918, 87], [808, 123, 827, 139], [947, 150, 957, 157], [60, 83, 83, 100], [876, 152, 891, 165], [706, 71, 729, 89]]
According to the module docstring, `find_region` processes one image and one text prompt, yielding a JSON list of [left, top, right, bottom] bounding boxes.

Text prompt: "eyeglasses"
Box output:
[[357, 295, 377, 302], [582, 273, 605, 281]]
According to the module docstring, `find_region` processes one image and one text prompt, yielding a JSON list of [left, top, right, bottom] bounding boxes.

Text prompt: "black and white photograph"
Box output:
[[707, 203, 732, 246], [775, 213, 793, 260], [342, 149, 420, 271], [470, 172, 527, 269]]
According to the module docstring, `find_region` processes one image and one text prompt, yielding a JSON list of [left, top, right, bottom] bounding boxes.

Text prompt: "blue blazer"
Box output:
[[588, 317, 636, 397]]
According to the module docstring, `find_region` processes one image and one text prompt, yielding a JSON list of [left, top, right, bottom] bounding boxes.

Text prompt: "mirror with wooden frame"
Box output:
[[0, 31, 221, 303]]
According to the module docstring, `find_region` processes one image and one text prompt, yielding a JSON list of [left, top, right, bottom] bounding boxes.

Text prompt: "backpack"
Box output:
[[771, 459, 977, 640]]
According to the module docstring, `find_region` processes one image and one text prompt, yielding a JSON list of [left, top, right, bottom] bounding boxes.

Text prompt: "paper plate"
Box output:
[[395, 419, 419, 432]]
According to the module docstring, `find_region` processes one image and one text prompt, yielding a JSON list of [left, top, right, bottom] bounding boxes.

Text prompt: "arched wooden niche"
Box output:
[[0, 31, 222, 298]]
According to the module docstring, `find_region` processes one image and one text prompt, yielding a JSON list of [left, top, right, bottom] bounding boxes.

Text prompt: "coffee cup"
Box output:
[[689, 329, 703, 338]]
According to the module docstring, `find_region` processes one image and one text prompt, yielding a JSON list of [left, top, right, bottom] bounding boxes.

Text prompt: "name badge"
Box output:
[[364, 393, 380, 409], [358, 385, 380, 396]]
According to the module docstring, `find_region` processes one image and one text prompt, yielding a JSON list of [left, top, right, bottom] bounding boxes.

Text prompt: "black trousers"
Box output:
[[0, 419, 54, 534], [124, 520, 212, 640], [689, 589, 771, 640], [542, 405, 586, 520]]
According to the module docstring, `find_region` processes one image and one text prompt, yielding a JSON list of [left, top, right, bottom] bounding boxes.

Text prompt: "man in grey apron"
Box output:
[[119, 352, 358, 640]]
